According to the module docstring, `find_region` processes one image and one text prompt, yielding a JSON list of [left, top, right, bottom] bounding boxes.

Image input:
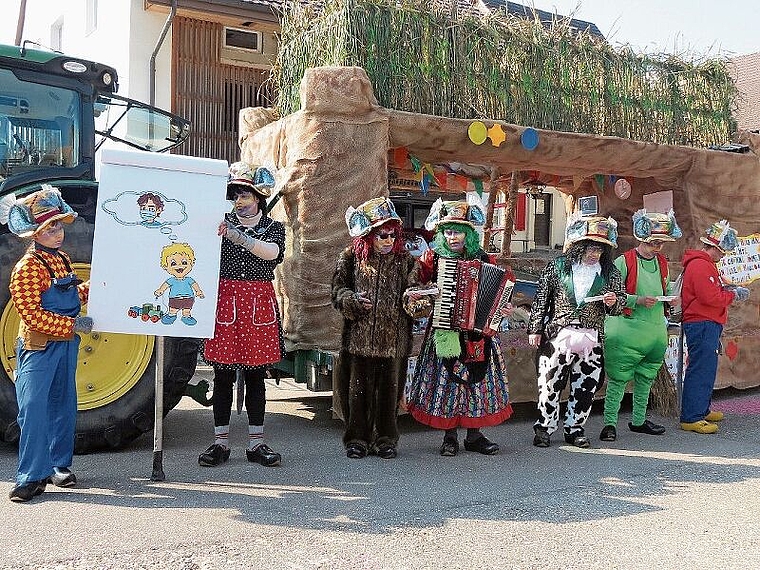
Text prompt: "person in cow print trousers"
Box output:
[[528, 212, 626, 448], [199, 162, 285, 468]]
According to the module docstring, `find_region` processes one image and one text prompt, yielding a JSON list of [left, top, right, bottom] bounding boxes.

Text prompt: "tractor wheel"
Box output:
[[0, 216, 199, 452]]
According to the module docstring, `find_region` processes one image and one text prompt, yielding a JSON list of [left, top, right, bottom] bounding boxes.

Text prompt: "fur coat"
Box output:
[[331, 246, 415, 359]]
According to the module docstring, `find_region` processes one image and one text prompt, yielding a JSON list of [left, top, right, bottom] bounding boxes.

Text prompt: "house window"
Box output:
[[85, 0, 98, 35], [223, 27, 262, 53], [51, 17, 64, 51]]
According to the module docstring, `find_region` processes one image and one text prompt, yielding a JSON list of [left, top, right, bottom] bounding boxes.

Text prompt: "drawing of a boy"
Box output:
[[154, 242, 204, 325], [137, 192, 165, 227]]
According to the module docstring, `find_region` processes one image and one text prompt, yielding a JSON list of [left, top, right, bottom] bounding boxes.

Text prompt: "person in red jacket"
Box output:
[[680, 220, 749, 434]]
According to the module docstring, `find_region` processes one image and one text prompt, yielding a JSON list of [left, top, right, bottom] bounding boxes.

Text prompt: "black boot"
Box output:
[[533, 426, 550, 448]]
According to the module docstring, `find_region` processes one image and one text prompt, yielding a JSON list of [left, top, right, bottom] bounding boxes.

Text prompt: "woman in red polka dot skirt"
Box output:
[[199, 162, 285, 468]]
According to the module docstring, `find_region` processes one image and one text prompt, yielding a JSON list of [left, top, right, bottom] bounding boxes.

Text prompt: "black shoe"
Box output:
[[564, 432, 591, 448], [376, 444, 397, 459], [8, 480, 46, 503], [48, 467, 76, 488], [599, 425, 617, 442], [198, 443, 230, 467], [346, 443, 368, 459], [463, 435, 499, 455], [533, 427, 550, 448], [246, 444, 281, 466], [439, 435, 459, 457], [629, 419, 666, 435]]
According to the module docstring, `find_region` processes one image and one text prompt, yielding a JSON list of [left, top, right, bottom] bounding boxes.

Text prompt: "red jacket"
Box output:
[[681, 249, 735, 325]]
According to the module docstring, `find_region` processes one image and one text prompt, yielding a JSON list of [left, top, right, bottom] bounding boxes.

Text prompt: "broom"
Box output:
[[650, 362, 679, 417]]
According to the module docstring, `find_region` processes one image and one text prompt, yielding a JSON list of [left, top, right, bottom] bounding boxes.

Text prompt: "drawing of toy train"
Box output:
[[127, 303, 166, 323]]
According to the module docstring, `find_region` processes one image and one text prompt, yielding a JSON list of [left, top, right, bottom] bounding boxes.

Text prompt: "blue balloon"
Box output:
[[521, 127, 539, 151]]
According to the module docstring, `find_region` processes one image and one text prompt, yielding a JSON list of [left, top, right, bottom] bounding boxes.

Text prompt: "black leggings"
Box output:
[[212, 367, 266, 427]]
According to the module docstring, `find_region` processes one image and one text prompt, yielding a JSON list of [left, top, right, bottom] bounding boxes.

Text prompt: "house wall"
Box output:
[[18, 0, 172, 106], [128, 0, 172, 109], [732, 52, 760, 132]]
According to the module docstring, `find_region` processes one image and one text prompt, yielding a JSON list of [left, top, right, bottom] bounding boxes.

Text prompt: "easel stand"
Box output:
[[150, 335, 166, 481]]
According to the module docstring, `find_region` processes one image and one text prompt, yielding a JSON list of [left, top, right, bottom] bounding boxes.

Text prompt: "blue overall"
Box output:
[[14, 272, 81, 485]]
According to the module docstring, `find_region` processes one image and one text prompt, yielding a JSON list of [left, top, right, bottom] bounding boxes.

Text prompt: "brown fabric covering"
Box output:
[[240, 66, 760, 399]]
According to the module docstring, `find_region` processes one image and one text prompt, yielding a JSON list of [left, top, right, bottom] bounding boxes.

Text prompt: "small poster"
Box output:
[[87, 149, 229, 338], [577, 195, 597, 216], [664, 332, 688, 386], [718, 233, 760, 286], [642, 190, 673, 213]]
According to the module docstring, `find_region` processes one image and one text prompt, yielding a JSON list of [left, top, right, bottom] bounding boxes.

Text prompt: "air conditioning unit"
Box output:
[[220, 27, 277, 69]]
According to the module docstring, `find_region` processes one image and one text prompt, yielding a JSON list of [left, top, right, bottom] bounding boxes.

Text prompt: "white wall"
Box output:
[[17, 0, 171, 106], [128, 0, 172, 109]]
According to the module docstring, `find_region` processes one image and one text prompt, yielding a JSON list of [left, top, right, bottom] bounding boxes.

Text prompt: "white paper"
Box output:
[[655, 295, 678, 302], [405, 287, 440, 297], [87, 149, 229, 338], [583, 295, 605, 302]]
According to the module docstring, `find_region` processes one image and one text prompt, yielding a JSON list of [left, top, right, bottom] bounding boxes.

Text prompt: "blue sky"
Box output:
[[2, 1, 758, 57]]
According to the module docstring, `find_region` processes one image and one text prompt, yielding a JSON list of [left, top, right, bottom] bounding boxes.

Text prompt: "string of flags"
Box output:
[[394, 128, 634, 200], [392, 147, 484, 196]]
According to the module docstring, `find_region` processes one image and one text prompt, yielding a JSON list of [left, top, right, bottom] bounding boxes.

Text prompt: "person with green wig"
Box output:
[[403, 199, 514, 457]]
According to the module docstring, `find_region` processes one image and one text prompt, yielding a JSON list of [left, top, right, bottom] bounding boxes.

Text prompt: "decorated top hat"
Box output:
[[424, 199, 485, 232], [227, 161, 275, 199], [700, 219, 738, 253], [7, 184, 77, 238], [564, 211, 618, 249], [345, 197, 401, 238], [632, 209, 682, 242]]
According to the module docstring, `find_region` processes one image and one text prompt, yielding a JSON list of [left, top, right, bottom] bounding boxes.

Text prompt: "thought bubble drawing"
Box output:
[[102, 191, 188, 229]]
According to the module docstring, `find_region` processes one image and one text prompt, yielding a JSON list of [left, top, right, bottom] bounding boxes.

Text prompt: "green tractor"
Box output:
[[0, 42, 199, 452]]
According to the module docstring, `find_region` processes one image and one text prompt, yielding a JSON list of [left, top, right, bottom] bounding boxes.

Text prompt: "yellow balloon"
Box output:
[[468, 121, 488, 145]]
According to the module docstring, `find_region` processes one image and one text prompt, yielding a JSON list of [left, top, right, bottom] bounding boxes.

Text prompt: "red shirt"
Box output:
[[681, 249, 734, 325]]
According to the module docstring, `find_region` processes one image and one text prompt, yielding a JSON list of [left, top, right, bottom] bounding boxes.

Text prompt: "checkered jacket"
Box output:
[[9, 249, 89, 340]]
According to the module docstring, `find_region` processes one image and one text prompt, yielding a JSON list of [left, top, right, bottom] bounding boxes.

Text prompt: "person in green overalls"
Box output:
[[601, 209, 682, 442]]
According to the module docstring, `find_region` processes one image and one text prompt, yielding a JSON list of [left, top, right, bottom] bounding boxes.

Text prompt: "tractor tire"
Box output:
[[0, 212, 199, 453]]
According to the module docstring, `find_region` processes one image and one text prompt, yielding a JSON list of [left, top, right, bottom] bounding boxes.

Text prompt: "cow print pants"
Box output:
[[534, 337, 604, 437]]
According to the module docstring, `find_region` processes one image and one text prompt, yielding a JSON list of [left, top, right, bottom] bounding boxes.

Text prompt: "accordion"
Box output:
[[432, 258, 514, 336]]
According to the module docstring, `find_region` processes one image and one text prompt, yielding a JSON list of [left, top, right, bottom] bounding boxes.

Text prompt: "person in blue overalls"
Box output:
[[6, 185, 92, 502]]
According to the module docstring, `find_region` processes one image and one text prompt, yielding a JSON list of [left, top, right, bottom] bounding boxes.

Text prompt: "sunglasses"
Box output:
[[375, 231, 396, 240]]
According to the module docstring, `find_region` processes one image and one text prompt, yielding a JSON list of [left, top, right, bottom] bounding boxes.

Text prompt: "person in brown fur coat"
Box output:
[[331, 197, 415, 459]]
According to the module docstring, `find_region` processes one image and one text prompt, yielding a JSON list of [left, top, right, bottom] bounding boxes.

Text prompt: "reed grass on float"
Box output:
[[275, 0, 737, 148]]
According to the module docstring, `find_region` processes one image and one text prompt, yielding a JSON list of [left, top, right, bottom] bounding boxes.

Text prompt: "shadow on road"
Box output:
[[4, 388, 759, 535]]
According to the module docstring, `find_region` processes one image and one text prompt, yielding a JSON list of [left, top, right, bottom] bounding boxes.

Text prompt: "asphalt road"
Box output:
[[2, 378, 760, 570]]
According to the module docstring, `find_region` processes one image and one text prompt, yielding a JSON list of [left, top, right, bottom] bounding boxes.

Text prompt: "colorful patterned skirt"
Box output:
[[404, 329, 512, 429]]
